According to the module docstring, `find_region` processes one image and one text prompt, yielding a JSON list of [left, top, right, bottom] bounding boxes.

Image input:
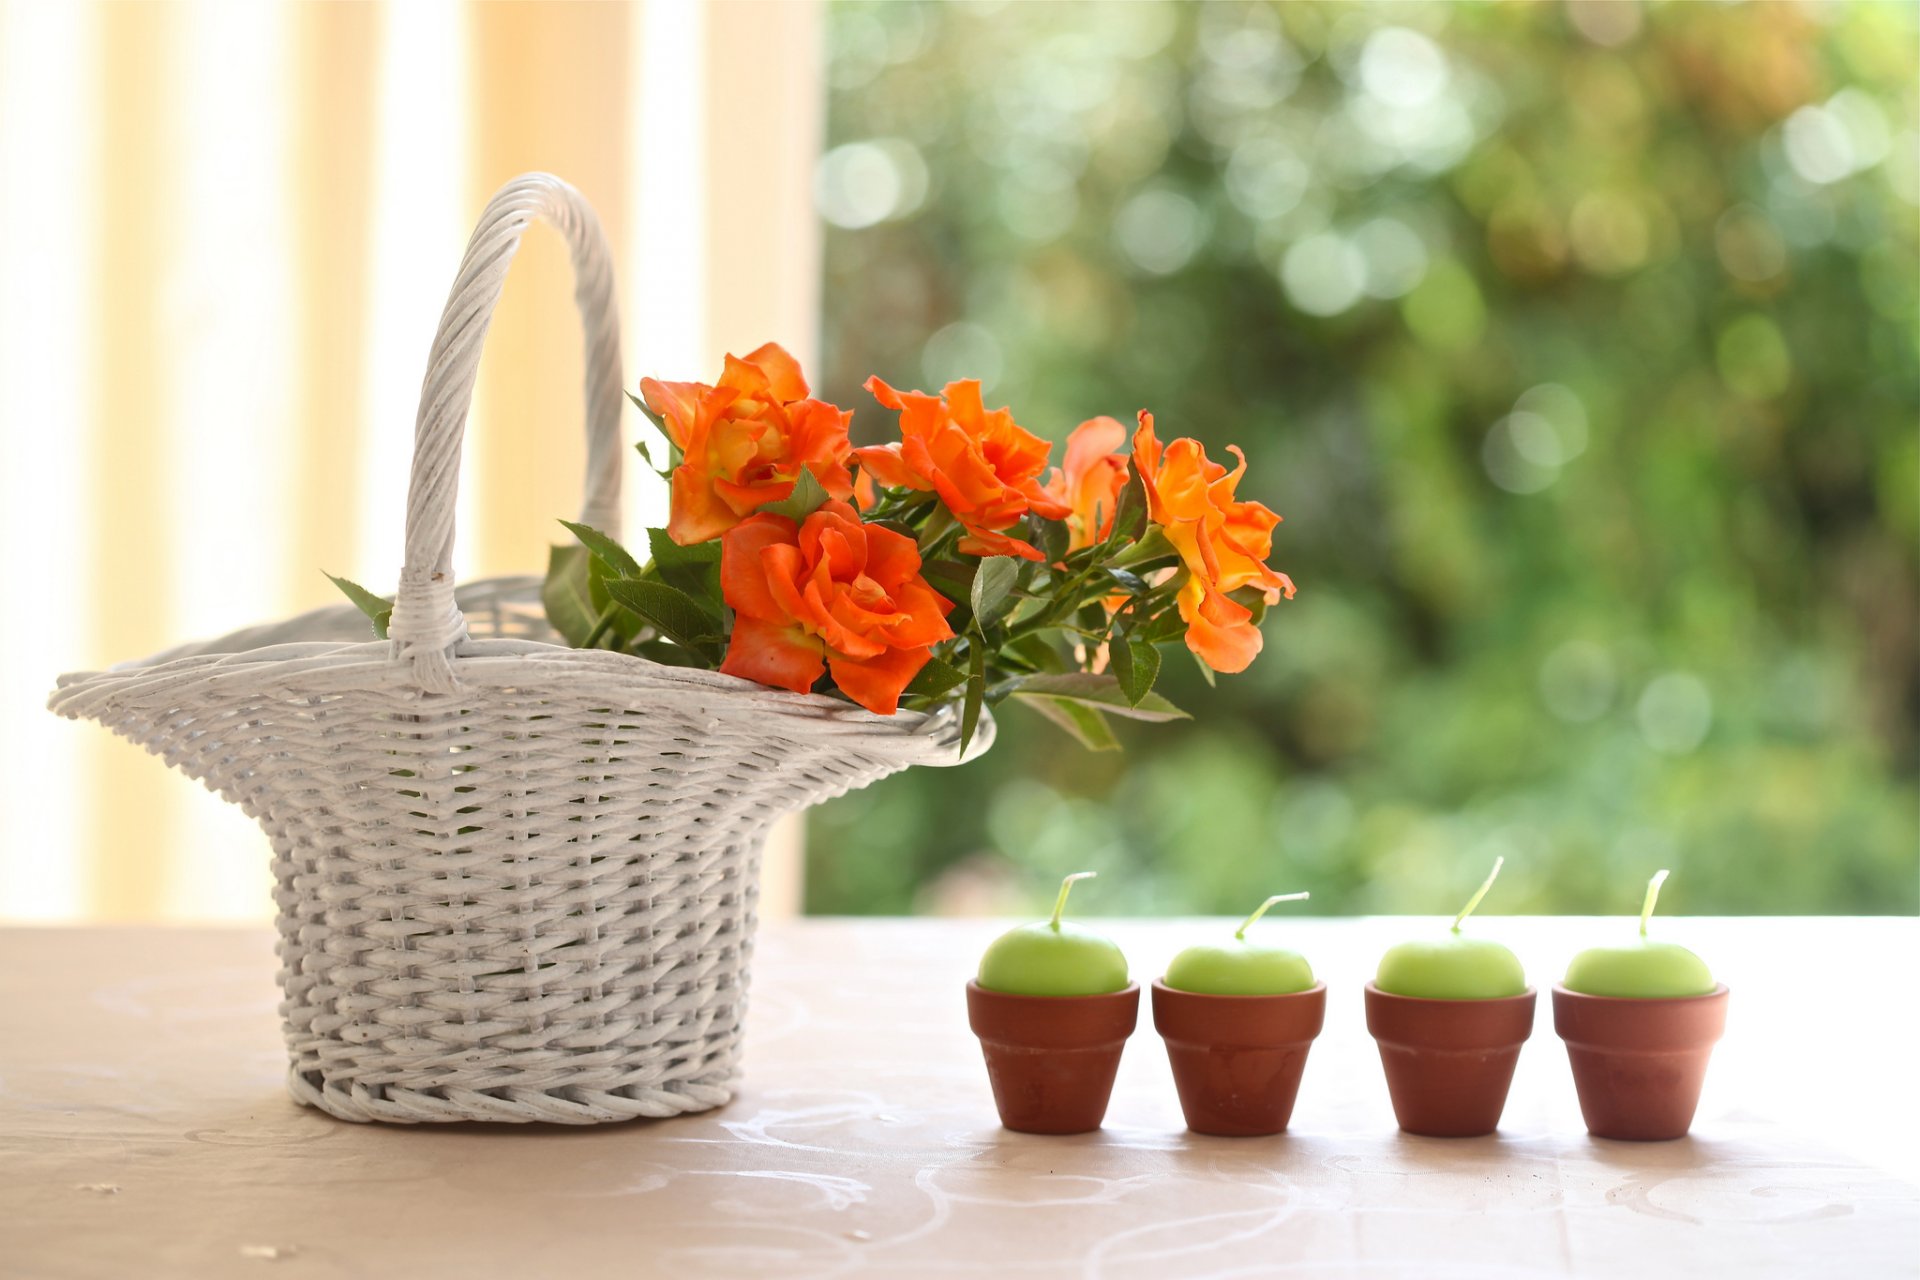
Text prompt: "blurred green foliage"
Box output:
[[806, 0, 1919, 917]]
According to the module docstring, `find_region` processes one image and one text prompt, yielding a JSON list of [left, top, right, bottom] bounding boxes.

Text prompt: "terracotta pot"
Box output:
[[1552, 983, 1729, 1141], [965, 981, 1139, 1134], [1363, 983, 1536, 1137], [1150, 980, 1326, 1137]]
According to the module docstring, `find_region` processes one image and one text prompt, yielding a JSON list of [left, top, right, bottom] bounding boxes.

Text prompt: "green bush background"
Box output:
[[805, 0, 1918, 917]]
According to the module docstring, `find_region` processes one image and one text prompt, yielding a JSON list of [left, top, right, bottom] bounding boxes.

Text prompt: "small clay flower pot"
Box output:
[[1552, 983, 1729, 1141], [1151, 979, 1326, 1137], [966, 980, 1140, 1134], [1364, 983, 1536, 1137]]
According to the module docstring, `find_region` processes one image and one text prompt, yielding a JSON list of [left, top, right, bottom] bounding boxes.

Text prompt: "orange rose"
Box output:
[[1132, 411, 1295, 674], [641, 342, 855, 546], [719, 499, 955, 715], [1041, 416, 1131, 552], [852, 377, 1070, 561]]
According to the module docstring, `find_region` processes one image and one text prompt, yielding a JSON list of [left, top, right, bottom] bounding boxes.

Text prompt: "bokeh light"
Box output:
[[1281, 231, 1366, 316], [921, 321, 1004, 393], [814, 0, 1919, 918], [1637, 674, 1714, 756], [814, 138, 928, 229], [1114, 187, 1206, 276], [1539, 642, 1617, 725]]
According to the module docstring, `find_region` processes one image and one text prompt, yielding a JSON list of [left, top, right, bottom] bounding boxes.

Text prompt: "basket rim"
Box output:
[[48, 583, 994, 767]]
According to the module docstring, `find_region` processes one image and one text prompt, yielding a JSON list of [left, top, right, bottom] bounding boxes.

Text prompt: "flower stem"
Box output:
[[582, 603, 621, 650], [1111, 527, 1173, 567], [916, 506, 956, 552]]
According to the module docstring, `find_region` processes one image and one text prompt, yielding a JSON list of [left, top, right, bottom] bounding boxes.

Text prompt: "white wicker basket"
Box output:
[[48, 173, 989, 1125]]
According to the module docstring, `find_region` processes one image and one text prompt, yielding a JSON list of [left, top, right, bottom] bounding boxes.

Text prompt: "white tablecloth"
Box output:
[[2, 918, 1914, 1278]]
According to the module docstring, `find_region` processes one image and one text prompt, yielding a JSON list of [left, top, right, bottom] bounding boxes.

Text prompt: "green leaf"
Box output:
[[922, 559, 977, 609], [1109, 635, 1163, 706], [1015, 694, 1121, 751], [557, 519, 644, 579], [970, 556, 1020, 629], [646, 527, 724, 607], [602, 577, 721, 656], [584, 556, 642, 647], [635, 437, 675, 481], [626, 394, 679, 478], [1107, 467, 1149, 545], [916, 504, 957, 553], [902, 653, 968, 700], [1115, 525, 1173, 567], [1004, 594, 1051, 632], [626, 388, 671, 436], [1011, 671, 1189, 721], [1191, 648, 1217, 686], [325, 573, 393, 640], [1039, 516, 1071, 565], [1104, 566, 1148, 595], [760, 468, 830, 522], [1141, 605, 1188, 645], [1228, 584, 1271, 626], [960, 634, 987, 754], [1004, 631, 1067, 674], [541, 545, 598, 648], [635, 638, 706, 668]]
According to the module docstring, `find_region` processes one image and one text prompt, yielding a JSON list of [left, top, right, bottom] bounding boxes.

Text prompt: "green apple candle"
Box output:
[[1164, 892, 1315, 995], [1563, 869, 1714, 998], [977, 872, 1129, 997], [1375, 857, 1527, 1000]]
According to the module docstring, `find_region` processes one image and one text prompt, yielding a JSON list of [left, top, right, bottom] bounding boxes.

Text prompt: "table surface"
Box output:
[[2, 918, 1916, 1279]]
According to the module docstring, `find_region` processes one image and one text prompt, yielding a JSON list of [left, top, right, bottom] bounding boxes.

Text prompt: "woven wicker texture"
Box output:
[[48, 174, 987, 1125]]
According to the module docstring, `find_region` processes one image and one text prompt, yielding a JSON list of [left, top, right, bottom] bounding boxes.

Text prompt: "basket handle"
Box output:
[[387, 172, 625, 693]]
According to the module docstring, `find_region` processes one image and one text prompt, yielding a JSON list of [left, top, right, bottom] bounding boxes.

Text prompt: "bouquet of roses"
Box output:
[[334, 343, 1293, 752]]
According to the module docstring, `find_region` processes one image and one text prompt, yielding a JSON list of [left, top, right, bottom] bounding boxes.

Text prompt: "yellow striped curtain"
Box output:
[[0, 0, 823, 923]]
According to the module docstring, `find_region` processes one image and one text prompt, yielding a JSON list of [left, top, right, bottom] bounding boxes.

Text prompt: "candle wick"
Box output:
[[1050, 871, 1095, 931], [1236, 891, 1309, 940], [1640, 868, 1669, 937], [1452, 856, 1505, 931]]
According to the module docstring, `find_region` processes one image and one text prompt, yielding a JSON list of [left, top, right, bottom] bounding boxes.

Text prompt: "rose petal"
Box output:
[[671, 466, 748, 546], [720, 615, 825, 694], [860, 522, 924, 586], [741, 341, 810, 402], [719, 514, 799, 620], [640, 378, 709, 449], [1064, 416, 1127, 478], [957, 526, 1045, 561], [827, 643, 932, 716], [1178, 576, 1262, 674], [851, 443, 927, 491], [762, 543, 819, 628]]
